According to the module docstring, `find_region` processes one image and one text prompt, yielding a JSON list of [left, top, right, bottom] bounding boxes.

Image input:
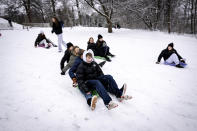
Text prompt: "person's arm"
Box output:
[[60, 53, 69, 70], [34, 36, 39, 47], [157, 50, 165, 63], [174, 49, 183, 60], [95, 62, 104, 76], [76, 64, 90, 93]]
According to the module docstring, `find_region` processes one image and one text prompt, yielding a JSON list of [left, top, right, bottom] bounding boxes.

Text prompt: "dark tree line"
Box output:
[[0, 0, 196, 34]]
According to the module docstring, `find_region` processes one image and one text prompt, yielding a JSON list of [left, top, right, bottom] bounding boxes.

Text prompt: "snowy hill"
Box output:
[[0, 17, 23, 30], [0, 27, 197, 131]]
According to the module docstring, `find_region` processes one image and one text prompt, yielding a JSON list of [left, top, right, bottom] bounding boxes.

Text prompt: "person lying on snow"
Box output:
[[34, 30, 57, 49], [156, 43, 186, 68], [76, 49, 132, 110], [60, 42, 74, 71], [61, 46, 79, 75], [95, 34, 115, 62]]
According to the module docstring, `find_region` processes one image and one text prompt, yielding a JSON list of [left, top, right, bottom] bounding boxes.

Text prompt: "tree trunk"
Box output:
[[107, 18, 113, 33], [194, 0, 197, 34], [51, 0, 56, 16], [191, 0, 194, 34], [167, 0, 171, 34], [76, 0, 82, 25]]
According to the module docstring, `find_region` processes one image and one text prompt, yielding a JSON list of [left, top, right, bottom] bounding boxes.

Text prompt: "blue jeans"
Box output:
[[86, 75, 122, 105], [79, 88, 92, 106]]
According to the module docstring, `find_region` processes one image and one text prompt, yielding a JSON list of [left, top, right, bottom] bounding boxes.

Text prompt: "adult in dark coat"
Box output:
[[51, 17, 66, 52], [60, 42, 73, 70], [156, 43, 185, 68]]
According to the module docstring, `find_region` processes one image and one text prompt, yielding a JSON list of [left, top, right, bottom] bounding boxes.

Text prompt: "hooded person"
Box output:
[[76, 49, 132, 110], [156, 42, 186, 68], [60, 42, 74, 71]]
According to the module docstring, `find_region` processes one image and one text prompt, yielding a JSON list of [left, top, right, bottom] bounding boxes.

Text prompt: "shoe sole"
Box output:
[[108, 104, 118, 110], [91, 96, 97, 110]]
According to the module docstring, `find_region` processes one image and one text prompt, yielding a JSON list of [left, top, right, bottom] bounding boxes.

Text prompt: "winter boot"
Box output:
[[91, 95, 98, 111], [61, 71, 65, 75], [108, 52, 115, 57], [176, 64, 184, 68], [119, 83, 132, 102], [106, 101, 118, 110], [105, 56, 111, 62]]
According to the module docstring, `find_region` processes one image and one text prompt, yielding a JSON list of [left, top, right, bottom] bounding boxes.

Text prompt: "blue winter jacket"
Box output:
[[69, 56, 83, 79]]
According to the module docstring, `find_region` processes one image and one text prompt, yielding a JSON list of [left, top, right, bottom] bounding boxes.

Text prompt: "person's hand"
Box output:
[[72, 78, 78, 88], [180, 59, 185, 63], [156, 61, 160, 64]]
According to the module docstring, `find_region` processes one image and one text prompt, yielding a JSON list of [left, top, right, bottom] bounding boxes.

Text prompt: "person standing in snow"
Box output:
[[61, 46, 80, 75], [156, 43, 186, 68], [76, 49, 132, 110], [34, 30, 57, 49], [60, 42, 74, 71], [51, 17, 67, 52], [96, 34, 115, 62]]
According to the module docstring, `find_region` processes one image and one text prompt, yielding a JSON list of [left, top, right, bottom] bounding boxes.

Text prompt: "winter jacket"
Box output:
[[76, 50, 104, 93], [34, 34, 50, 47], [157, 48, 183, 62], [69, 56, 83, 79], [52, 22, 62, 35], [60, 49, 71, 70], [87, 42, 99, 56], [96, 40, 107, 48], [62, 51, 78, 72]]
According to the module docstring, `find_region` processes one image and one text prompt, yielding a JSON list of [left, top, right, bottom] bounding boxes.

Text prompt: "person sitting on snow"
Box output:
[[34, 30, 57, 49], [60, 42, 74, 71], [87, 37, 99, 56], [156, 43, 186, 68], [76, 49, 132, 110], [95, 34, 115, 62], [61, 46, 80, 75]]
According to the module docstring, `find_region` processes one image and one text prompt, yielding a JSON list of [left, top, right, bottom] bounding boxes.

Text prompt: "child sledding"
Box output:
[[156, 43, 187, 68], [76, 49, 132, 110], [34, 30, 57, 49], [87, 35, 115, 62]]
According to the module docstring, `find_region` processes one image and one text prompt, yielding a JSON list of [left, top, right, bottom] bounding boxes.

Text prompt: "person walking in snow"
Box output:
[[61, 46, 80, 75], [76, 49, 132, 110], [96, 34, 115, 62], [51, 17, 67, 52], [60, 42, 74, 71], [34, 30, 57, 49], [156, 43, 186, 68]]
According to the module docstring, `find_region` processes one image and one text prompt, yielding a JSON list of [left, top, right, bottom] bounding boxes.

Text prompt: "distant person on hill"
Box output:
[[8, 19, 13, 27], [34, 30, 57, 49], [156, 43, 186, 68], [96, 34, 115, 62], [76, 49, 132, 110], [51, 17, 67, 52]]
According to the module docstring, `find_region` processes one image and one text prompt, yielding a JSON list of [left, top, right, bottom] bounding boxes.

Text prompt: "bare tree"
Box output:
[[84, 0, 114, 33]]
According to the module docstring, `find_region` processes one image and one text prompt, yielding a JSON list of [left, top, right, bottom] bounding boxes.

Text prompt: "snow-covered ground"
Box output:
[[0, 18, 23, 30], [0, 25, 197, 131]]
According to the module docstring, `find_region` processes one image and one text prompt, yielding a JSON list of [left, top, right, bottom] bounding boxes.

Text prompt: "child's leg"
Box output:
[[62, 64, 71, 73], [39, 39, 48, 47], [98, 75, 122, 98], [86, 80, 112, 105], [166, 53, 180, 65], [79, 88, 92, 106]]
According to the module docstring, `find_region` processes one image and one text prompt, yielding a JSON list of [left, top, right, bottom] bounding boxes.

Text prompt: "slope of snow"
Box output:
[[0, 27, 197, 131], [0, 18, 23, 30]]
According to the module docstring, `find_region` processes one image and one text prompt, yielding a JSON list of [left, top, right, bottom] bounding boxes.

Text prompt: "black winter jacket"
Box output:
[[52, 22, 62, 35], [96, 40, 107, 48], [34, 34, 50, 47], [60, 49, 71, 70], [87, 42, 99, 56], [157, 48, 183, 62], [76, 61, 104, 93]]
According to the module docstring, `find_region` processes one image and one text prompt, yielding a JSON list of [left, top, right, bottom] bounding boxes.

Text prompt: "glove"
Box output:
[[156, 61, 160, 64], [51, 30, 54, 33], [180, 59, 185, 63], [72, 78, 78, 88]]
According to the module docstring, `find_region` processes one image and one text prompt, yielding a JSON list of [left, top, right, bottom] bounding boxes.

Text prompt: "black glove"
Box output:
[[51, 30, 54, 33], [180, 59, 185, 63]]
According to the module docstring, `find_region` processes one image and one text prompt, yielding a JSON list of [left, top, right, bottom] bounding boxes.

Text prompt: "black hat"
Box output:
[[168, 43, 174, 48], [67, 42, 73, 49], [98, 34, 103, 39]]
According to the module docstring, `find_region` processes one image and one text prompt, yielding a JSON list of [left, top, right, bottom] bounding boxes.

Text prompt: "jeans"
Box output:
[[86, 75, 122, 105]]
